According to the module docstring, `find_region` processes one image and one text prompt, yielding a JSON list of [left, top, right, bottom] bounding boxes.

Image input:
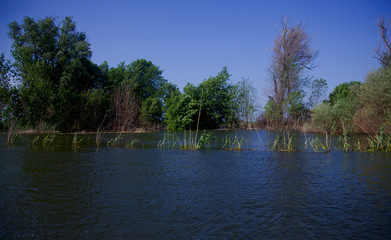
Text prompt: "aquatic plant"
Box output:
[[107, 133, 123, 146], [338, 124, 351, 152], [126, 138, 140, 148], [32, 136, 40, 145], [42, 135, 56, 146], [272, 131, 294, 151], [222, 134, 244, 150], [158, 130, 212, 150], [367, 130, 391, 152], [72, 134, 83, 148]]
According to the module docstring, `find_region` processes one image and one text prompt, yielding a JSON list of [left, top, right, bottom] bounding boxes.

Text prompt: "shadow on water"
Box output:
[[0, 131, 391, 239]]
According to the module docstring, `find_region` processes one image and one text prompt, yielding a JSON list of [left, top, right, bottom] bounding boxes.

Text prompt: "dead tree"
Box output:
[[111, 86, 139, 131], [375, 16, 391, 68], [269, 16, 318, 125]]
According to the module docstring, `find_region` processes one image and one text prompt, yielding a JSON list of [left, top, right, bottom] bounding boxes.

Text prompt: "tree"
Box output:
[[124, 59, 167, 102], [328, 81, 361, 105], [307, 78, 327, 109], [164, 67, 234, 130], [268, 16, 318, 126], [0, 53, 13, 130], [110, 86, 139, 131], [8, 16, 103, 131], [375, 16, 391, 68], [229, 78, 257, 128]]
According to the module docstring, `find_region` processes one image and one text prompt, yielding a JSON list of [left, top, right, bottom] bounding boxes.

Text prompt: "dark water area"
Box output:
[[1, 130, 391, 239]]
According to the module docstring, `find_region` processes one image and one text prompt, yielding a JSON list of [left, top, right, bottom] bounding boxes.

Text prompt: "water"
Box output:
[[1, 130, 391, 239]]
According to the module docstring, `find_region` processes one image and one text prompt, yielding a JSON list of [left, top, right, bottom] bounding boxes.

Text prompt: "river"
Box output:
[[1, 130, 390, 239]]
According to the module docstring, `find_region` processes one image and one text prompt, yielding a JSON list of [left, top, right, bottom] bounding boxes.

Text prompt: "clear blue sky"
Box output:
[[0, 0, 390, 106]]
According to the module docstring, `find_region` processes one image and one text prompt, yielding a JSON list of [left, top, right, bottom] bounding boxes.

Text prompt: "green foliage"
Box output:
[[328, 81, 361, 105], [164, 91, 197, 130], [140, 96, 163, 127], [355, 67, 391, 133], [229, 78, 257, 128], [366, 130, 391, 152], [164, 67, 234, 130], [272, 131, 294, 151], [286, 91, 305, 122], [8, 16, 104, 131], [80, 89, 109, 130]]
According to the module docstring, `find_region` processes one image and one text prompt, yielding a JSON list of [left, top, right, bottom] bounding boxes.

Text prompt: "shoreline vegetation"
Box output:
[[3, 129, 391, 153], [1, 16, 391, 152]]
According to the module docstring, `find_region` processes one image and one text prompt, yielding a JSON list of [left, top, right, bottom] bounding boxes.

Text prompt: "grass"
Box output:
[[107, 133, 123, 146], [366, 130, 391, 152], [272, 130, 294, 151], [222, 132, 244, 150], [42, 135, 56, 146], [157, 130, 212, 150], [72, 134, 83, 148]]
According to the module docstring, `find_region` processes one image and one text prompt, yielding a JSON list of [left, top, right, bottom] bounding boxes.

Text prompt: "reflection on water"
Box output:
[[0, 131, 391, 239]]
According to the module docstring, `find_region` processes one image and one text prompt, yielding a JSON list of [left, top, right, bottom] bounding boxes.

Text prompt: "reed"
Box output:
[[367, 130, 391, 152], [107, 133, 123, 146], [272, 130, 294, 151], [42, 135, 56, 146], [72, 134, 83, 148], [222, 133, 244, 150]]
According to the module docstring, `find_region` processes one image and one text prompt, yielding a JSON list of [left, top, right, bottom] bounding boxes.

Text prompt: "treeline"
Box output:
[[1, 16, 390, 134], [0, 17, 257, 132]]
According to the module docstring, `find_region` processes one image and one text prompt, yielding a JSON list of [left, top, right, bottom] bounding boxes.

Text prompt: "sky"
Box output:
[[0, 0, 390, 106]]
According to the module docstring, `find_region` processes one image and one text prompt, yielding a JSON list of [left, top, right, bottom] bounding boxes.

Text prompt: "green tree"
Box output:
[[8, 16, 103, 131], [328, 81, 361, 105], [124, 59, 166, 102], [164, 67, 234, 130], [355, 67, 391, 133], [231, 77, 257, 128], [140, 96, 163, 127]]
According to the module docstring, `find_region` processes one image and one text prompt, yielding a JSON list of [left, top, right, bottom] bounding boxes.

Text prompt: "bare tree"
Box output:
[[111, 86, 139, 131], [269, 16, 318, 124], [375, 16, 391, 68]]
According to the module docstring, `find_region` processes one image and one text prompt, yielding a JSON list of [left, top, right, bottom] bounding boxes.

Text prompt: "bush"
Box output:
[[354, 67, 391, 133]]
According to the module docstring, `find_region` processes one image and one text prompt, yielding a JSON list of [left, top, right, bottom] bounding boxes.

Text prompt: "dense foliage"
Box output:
[[311, 67, 391, 134], [0, 17, 257, 132]]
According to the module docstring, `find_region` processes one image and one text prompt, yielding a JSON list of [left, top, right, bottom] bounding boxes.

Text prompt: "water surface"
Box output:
[[1, 131, 390, 239]]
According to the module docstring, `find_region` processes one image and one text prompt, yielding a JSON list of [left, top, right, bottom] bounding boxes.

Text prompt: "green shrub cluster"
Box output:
[[311, 67, 391, 134]]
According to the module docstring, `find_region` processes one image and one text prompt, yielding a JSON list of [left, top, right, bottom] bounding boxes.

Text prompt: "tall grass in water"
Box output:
[[42, 135, 56, 146], [355, 123, 391, 152], [367, 130, 391, 152], [107, 133, 123, 146], [222, 133, 244, 150], [72, 134, 83, 148], [338, 122, 351, 152], [158, 130, 212, 150], [96, 114, 108, 148], [272, 130, 294, 151]]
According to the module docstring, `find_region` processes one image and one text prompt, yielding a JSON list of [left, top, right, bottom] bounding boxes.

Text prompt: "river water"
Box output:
[[1, 130, 391, 239]]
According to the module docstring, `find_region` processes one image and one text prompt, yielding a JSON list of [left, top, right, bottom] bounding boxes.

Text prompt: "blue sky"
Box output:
[[0, 0, 390, 106]]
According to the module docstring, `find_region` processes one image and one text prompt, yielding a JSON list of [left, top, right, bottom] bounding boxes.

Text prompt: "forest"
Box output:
[[0, 16, 390, 135]]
